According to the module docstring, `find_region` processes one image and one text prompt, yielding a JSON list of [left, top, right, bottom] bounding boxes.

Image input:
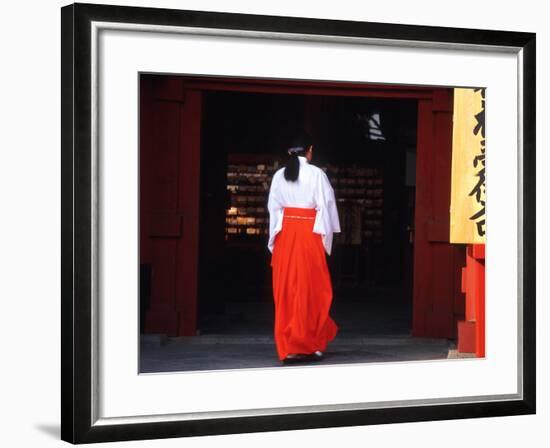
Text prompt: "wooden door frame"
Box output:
[[141, 74, 463, 338], [140, 76, 202, 337]]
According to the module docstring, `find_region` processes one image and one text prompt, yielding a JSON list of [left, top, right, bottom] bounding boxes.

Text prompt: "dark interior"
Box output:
[[197, 91, 418, 336]]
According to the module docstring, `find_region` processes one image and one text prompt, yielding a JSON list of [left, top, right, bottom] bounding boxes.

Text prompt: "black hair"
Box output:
[[284, 133, 313, 182]]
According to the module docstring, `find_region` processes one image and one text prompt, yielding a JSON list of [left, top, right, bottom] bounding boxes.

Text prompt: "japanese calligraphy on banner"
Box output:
[[450, 88, 486, 244]]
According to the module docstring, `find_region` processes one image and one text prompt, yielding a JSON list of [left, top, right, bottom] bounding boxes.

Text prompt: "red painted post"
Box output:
[[140, 76, 201, 337], [473, 244, 485, 357], [175, 88, 202, 336], [412, 90, 463, 339], [457, 244, 485, 356]]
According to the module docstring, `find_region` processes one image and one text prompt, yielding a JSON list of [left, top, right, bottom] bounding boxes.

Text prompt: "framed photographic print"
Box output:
[[61, 2, 536, 444]]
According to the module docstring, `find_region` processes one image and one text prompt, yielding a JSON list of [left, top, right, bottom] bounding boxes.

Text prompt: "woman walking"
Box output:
[[267, 134, 341, 363]]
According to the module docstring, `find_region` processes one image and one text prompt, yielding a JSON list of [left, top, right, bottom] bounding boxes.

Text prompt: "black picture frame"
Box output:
[[61, 2, 536, 444]]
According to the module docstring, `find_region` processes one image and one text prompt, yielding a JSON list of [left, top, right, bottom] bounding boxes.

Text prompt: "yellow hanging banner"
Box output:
[[450, 88, 486, 244]]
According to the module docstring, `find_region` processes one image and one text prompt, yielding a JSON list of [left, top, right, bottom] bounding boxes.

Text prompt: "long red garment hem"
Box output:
[[271, 207, 339, 361]]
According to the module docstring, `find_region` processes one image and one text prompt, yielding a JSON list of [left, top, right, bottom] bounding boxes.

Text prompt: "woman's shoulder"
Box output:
[[270, 167, 286, 186], [307, 163, 329, 180], [272, 166, 285, 179]]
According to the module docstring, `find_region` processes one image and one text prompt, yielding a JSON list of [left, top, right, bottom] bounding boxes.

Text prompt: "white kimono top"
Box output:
[[267, 156, 341, 255]]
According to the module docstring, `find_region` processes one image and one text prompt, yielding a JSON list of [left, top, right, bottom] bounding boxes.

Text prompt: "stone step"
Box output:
[[140, 333, 168, 346]]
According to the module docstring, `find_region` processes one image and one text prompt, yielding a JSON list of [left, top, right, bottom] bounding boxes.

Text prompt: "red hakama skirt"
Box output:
[[270, 207, 339, 360]]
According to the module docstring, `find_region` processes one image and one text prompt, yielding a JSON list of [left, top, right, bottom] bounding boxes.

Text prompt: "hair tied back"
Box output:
[[287, 146, 305, 155]]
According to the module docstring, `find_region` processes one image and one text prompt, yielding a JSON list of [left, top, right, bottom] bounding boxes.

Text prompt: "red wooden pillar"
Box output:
[[457, 244, 485, 356], [412, 90, 465, 339], [140, 76, 202, 337], [175, 88, 202, 336]]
